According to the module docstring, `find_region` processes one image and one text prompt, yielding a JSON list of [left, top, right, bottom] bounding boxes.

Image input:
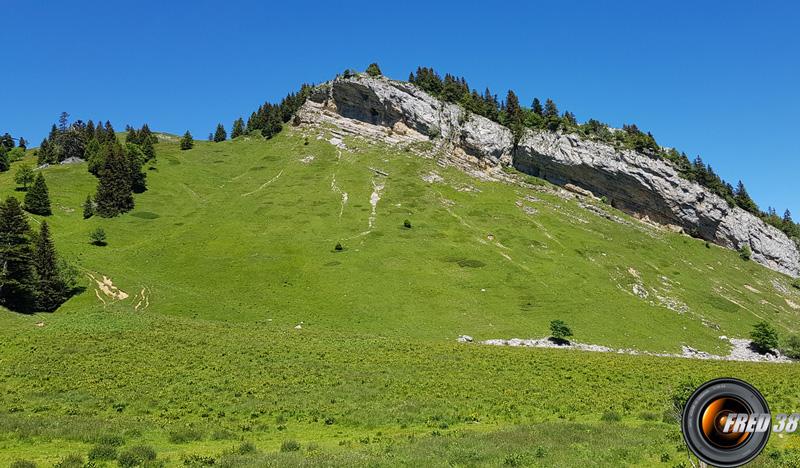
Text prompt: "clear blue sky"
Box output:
[[2, 1, 798, 215]]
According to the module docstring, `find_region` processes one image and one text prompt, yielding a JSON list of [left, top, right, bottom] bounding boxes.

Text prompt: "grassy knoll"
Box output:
[[1, 129, 799, 465]]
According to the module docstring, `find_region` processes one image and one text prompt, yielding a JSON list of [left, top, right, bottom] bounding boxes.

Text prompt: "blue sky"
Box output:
[[2, 1, 798, 215]]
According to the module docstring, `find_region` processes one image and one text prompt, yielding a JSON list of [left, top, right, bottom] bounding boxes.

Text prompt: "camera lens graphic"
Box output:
[[682, 378, 770, 467]]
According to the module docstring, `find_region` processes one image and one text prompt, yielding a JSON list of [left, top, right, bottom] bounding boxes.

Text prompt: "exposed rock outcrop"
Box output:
[[295, 74, 800, 277]]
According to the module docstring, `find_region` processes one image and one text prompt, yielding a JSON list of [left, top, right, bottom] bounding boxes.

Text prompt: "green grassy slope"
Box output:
[[1, 130, 799, 465]]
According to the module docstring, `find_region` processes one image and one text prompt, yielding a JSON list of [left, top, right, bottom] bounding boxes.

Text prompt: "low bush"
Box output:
[[88, 443, 117, 461], [280, 440, 301, 452], [601, 410, 622, 422], [53, 454, 83, 468], [117, 445, 157, 467]]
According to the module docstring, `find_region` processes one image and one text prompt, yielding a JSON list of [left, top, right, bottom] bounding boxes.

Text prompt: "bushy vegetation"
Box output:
[[408, 66, 800, 240], [549, 319, 573, 344], [750, 321, 779, 354]]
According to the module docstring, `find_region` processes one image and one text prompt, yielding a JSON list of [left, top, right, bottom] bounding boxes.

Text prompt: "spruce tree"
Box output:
[[18, 137, 27, 150], [24, 173, 52, 215], [0, 196, 37, 312], [532, 98, 543, 116], [0, 147, 8, 172], [231, 118, 245, 139], [180, 131, 194, 150], [213, 124, 227, 142], [83, 194, 94, 219], [544, 99, 559, 118], [33, 221, 69, 311], [95, 143, 134, 217], [125, 143, 147, 193], [366, 63, 382, 77], [734, 180, 759, 214]]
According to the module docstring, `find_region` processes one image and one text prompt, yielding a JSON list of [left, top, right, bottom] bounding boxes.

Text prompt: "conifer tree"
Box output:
[[95, 143, 134, 217], [532, 98, 543, 116], [14, 164, 34, 190], [33, 221, 69, 311], [85, 138, 103, 175], [140, 137, 156, 162], [734, 180, 759, 214], [24, 173, 52, 215], [125, 143, 147, 193], [83, 194, 94, 219], [213, 124, 227, 142], [180, 131, 194, 150], [231, 118, 245, 139], [0, 196, 37, 311], [544, 99, 559, 118], [18, 137, 27, 150], [0, 147, 8, 172], [366, 62, 382, 77]]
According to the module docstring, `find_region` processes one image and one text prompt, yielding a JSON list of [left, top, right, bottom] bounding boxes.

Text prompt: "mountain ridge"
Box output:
[[295, 73, 800, 277]]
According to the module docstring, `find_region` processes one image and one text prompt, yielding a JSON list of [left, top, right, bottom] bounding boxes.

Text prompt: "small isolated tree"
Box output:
[[14, 164, 35, 190], [83, 195, 94, 219], [24, 173, 52, 215], [739, 244, 752, 261], [89, 227, 107, 246], [180, 131, 194, 150], [213, 124, 227, 142], [366, 63, 382, 77], [403, 219, 412, 229], [334, 242, 343, 251], [95, 143, 134, 217], [549, 319, 573, 344], [231, 118, 245, 139], [750, 321, 779, 354], [18, 137, 27, 150]]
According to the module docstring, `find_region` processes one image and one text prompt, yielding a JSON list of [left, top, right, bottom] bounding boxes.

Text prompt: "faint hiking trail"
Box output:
[[242, 170, 283, 197], [368, 180, 384, 230], [330, 174, 348, 219], [133, 286, 151, 311]]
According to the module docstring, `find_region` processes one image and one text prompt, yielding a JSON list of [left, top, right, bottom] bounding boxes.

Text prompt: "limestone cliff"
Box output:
[[296, 74, 800, 277]]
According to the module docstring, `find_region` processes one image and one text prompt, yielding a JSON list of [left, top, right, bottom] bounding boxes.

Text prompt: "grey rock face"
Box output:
[[297, 74, 800, 277]]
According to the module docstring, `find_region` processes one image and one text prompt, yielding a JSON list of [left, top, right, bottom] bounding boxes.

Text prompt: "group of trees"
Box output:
[[35, 113, 153, 218], [407, 65, 800, 243], [0, 196, 76, 312], [0, 132, 26, 171], [12, 164, 52, 215], [211, 84, 312, 144]]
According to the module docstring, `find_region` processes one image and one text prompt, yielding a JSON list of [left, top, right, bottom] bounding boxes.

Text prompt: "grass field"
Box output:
[[1, 129, 799, 466]]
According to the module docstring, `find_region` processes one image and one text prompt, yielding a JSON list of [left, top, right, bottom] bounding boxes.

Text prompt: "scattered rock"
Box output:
[[457, 335, 473, 343], [744, 284, 761, 294], [564, 183, 596, 198], [299, 155, 315, 164], [421, 171, 444, 183]]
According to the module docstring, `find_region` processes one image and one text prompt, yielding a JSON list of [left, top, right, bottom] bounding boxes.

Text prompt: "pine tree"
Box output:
[[213, 124, 227, 142], [231, 118, 245, 139], [140, 137, 156, 162], [83, 194, 94, 219], [0, 196, 37, 312], [24, 173, 52, 215], [734, 180, 759, 214], [18, 137, 27, 150], [532, 98, 543, 116], [366, 63, 382, 77], [33, 221, 69, 311], [0, 147, 8, 172], [180, 131, 194, 150], [544, 99, 559, 118], [125, 143, 147, 193], [85, 138, 103, 175], [95, 143, 134, 217], [14, 164, 34, 190]]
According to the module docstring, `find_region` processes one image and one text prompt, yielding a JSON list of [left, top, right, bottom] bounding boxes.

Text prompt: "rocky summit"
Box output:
[[297, 74, 800, 277]]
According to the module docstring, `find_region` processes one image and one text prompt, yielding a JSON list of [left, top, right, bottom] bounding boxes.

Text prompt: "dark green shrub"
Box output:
[[549, 319, 573, 344], [182, 454, 216, 466], [792, 279, 800, 290], [781, 335, 800, 359], [88, 443, 117, 461], [53, 454, 84, 468], [168, 427, 203, 444], [117, 445, 157, 467], [90, 227, 107, 246], [10, 461, 36, 468], [739, 244, 752, 260], [750, 321, 779, 353], [334, 242, 343, 251], [365, 63, 382, 77], [237, 441, 257, 454], [280, 440, 301, 452], [403, 219, 412, 229], [601, 410, 622, 422]]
